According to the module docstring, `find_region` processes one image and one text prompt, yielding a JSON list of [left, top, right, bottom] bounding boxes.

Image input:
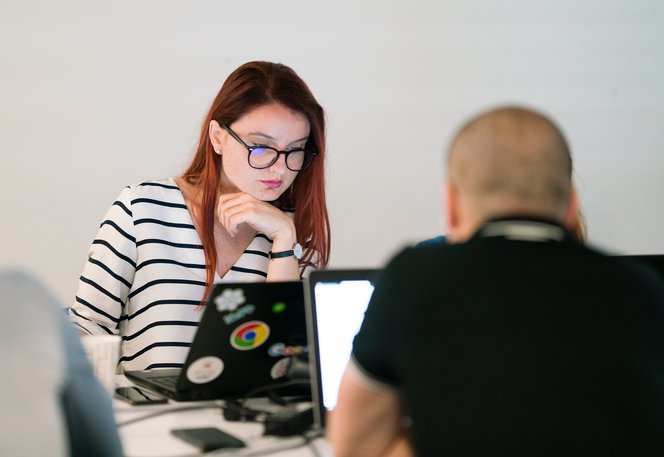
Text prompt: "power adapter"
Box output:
[[263, 404, 314, 437]]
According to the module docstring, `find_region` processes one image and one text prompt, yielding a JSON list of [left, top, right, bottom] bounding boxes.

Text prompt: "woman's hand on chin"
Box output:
[[216, 192, 296, 245]]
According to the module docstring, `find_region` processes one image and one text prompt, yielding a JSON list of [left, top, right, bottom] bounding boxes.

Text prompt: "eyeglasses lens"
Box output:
[[249, 149, 309, 171]]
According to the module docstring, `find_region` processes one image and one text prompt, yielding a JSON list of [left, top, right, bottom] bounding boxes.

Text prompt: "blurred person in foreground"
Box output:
[[1, 270, 122, 457], [330, 106, 664, 457]]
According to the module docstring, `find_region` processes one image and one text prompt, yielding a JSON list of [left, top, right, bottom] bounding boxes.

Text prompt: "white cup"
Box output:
[[80, 335, 121, 395]]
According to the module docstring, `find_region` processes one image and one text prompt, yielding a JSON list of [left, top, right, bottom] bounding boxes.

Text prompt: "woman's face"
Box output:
[[210, 103, 310, 201]]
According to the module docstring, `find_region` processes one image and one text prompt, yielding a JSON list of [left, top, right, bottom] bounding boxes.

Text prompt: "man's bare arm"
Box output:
[[328, 362, 414, 457]]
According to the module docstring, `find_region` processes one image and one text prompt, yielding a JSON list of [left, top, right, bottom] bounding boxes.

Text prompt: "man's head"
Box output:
[[445, 106, 578, 242]]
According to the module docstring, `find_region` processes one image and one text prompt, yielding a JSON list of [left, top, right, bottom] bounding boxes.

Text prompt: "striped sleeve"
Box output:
[[68, 187, 137, 335]]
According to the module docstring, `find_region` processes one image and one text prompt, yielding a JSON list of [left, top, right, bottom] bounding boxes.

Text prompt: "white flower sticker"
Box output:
[[214, 288, 246, 312]]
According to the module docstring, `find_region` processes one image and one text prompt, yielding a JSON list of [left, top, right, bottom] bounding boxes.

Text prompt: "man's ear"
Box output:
[[564, 186, 579, 230], [445, 183, 459, 241]]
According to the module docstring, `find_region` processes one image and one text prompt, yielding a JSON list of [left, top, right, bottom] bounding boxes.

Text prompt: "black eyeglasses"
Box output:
[[221, 124, 318, 172]]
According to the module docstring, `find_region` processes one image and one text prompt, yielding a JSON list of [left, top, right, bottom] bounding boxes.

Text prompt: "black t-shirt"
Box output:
[[353, 218, 664, 456]]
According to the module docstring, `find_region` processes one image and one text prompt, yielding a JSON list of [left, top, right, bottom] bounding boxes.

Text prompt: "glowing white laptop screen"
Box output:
[[306, 269, 378, 427]]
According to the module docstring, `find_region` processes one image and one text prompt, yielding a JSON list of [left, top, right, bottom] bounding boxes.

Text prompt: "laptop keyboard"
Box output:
[[149, 375, 180, 390]]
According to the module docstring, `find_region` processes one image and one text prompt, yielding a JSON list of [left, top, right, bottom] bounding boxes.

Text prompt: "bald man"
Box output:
[[329, 106, 664, 457]]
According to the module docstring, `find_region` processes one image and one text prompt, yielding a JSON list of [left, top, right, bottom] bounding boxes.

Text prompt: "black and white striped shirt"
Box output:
[[68, 178, 283, 372]]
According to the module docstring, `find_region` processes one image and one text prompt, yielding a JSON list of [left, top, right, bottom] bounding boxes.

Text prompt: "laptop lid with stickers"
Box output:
[[304, 269, 379, 428], [125, 281, 308, 401]]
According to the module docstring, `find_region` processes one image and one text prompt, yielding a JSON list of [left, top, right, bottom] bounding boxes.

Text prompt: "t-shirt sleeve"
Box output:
[[351, 248, 413, 389], [68, 187, 137, 335]]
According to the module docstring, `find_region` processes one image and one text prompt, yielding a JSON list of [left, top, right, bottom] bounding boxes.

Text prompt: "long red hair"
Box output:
[[181, 61, 330, 300]]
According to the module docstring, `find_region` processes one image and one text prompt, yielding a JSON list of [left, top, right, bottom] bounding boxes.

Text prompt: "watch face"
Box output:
[[293, 242, 303, 259]]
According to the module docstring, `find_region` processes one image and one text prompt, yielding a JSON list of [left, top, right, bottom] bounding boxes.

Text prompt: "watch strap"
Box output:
[[269, 242, 303, 260], [269, 249, 295, 259]]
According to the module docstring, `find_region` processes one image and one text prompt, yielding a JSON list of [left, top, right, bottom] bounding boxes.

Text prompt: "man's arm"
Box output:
[[328, 361, 414, 457]]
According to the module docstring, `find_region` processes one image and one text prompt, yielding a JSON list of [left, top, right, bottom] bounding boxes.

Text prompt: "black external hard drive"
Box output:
[[171, 427, 246, 452]]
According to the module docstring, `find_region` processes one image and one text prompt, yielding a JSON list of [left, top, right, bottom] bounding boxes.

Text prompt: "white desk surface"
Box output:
[[114, 378, 331, 457]]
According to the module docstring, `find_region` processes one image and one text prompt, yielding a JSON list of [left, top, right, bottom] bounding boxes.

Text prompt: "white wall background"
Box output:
[[1, 0, 663, 304]]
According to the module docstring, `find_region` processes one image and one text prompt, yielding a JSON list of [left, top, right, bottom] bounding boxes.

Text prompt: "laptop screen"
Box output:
[[305, 269, 379, 428]]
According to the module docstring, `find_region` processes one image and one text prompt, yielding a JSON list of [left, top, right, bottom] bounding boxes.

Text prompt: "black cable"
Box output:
[[306, 440, 323, 457], [124, 436, 321, 457], [302, 429, 324, 457], [117, 380, 311, 427], [119, 402, 325, 456], [240, 379, 310, 406], [237, 439, 314, 457], [116, 402, 224, 427], [124, 432, 325, 457], [222, 400, 271, 423], [206, 430, 325, 456], [223, 379, 311, 423]]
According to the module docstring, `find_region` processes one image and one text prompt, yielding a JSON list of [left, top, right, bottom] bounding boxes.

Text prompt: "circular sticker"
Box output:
[[230, 321, 270, 351], [270, 357, 292, 380], [186, 356, 224, 384], [268, 342, 285, 357]]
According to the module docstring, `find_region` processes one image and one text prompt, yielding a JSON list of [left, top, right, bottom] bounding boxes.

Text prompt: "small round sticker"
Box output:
[[270, 357, 292, 380], [268, 342, 285, 357], [230, 321, 270, 351], [186, 356, 224, 384]]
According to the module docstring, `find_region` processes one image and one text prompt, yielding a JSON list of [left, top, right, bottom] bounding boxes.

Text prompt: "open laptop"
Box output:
[[304, 269, 380, 428], [125, 281, 308, 401]]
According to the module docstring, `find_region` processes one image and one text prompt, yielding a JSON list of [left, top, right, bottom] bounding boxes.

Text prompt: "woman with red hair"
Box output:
[[68, 61, 330, 372]]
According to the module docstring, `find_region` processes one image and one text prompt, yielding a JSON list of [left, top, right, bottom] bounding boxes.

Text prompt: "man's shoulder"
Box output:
[[605, 254, 664, 292], [415, 235, 447, 248], [380, 243, 471, 285]]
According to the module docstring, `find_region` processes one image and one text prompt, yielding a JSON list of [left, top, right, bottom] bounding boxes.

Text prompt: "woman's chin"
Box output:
[[253, 188, 284, 202]]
